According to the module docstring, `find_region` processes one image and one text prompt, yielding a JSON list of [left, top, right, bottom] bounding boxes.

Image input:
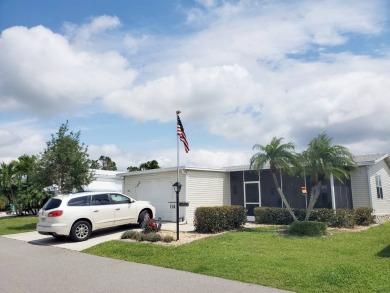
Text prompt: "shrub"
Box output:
[[289, 221, 327, 236], [308, 208, 335, 225], [354, 208, 375, 226], [332, 209, 355, 228], [255, 207, 357, 228], [194, 205, 247, 233], [254, 207, 294, 225]]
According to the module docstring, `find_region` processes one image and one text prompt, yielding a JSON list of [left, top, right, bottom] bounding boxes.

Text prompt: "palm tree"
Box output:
[[250, 137, 298, 221], [14, 155, 46, 214], [15, 155, 38, 183], [302, 133, 357, 221], [0, 161, 18, 204]]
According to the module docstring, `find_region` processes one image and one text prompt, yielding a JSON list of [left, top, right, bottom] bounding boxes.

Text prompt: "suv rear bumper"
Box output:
[[36, 223, 70, 236]]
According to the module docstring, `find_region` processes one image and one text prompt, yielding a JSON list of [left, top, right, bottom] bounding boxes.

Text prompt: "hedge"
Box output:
[[254, 207, 374, 228], [194, 206, 247, 233], [354, 207, 375, 226]]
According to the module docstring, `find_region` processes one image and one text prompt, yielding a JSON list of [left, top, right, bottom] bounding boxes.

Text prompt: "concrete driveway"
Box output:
[[0, 216, 293, 293], [0, 236, 293, 293], [2, 222, 195, 251], [2, 226, 126, 251]]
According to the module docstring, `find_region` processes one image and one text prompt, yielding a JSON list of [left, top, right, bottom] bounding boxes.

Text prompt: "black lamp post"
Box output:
[[172, 181, 182, 241]]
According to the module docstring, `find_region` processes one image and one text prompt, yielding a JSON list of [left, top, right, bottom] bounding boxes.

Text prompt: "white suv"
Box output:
[[37, 191, 156, 241]]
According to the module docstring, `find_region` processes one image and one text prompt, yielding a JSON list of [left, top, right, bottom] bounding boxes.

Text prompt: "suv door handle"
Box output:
[[115, 208, 120, 211], [93, 210, 99, 212]]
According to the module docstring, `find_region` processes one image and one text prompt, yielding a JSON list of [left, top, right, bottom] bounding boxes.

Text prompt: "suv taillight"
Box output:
[[48, 210, 63, 217]]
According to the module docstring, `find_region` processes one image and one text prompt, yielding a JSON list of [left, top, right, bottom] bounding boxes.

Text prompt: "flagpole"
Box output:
[[175, 110, 189, 241], [176, 110, 181, 241], [176, 110, 180, 184]]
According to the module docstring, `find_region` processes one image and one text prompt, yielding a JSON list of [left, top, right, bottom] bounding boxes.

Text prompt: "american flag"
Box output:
[[177, 115, 190, 153]]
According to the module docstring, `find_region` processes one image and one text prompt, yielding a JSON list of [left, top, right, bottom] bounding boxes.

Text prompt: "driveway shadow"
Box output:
[[28, 224, 140, 248]]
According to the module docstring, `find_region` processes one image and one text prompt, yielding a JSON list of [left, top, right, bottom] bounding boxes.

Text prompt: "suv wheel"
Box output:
[[138, 210, 151, 227], [70, 220, 91, 242]]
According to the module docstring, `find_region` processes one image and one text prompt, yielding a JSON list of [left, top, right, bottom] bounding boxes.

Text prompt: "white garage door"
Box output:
[[137, 180, 174, 221]]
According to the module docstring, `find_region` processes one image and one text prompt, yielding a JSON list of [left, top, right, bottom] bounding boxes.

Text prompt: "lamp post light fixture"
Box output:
[[172, 181, 182, 241]]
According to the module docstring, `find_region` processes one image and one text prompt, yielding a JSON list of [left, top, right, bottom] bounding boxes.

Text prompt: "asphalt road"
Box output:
[[0, 236, 293, 293]]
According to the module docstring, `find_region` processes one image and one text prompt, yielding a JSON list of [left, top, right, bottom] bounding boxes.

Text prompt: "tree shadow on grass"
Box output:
[[7, 223, 37, 231], [235, 226, 287, 234], [377, 245, 390, 258]]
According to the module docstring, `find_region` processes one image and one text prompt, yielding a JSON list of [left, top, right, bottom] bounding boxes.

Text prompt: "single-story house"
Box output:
[[350, 154, 390, 222], [116, 153, 390, 223], [83, 170, 124, 193]]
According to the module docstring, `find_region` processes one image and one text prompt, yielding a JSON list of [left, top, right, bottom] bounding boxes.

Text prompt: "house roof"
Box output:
[[353, 153, 389, 166], [90, 169, 125, 177], [83, 181, 122, 192], [230, 154, 390, 171], [117, 166, 227, 177], [118, 153, 390, 176]]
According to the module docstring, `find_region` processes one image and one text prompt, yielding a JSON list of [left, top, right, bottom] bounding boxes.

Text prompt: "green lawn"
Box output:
[[84, 223, 390, 293], [0, 216, 38, 235]]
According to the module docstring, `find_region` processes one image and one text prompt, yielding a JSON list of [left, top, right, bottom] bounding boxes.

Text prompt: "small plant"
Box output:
[[122, 217, 174, 244], [121, 230, 139, 239], [141, 232, 162, 242], [121, 229, 174, 243], [141, 217, 162, 233], [162, 235, 174, 243]]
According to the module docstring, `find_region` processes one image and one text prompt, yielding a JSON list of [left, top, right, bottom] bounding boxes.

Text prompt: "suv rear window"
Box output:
[[42, 198, 62, 210]]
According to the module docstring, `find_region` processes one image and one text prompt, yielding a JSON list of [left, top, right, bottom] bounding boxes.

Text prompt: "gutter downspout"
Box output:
[[367, 166, 374, 210], [280, 172, 283, 208], [330, 173, 336, 212], [180, 169, 188, 224]]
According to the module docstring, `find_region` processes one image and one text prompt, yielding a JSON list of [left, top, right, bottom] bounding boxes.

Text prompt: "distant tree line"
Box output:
[[0, 121, 92, 214], [127, 160, 160, 172], [0, 120, 160, 214]]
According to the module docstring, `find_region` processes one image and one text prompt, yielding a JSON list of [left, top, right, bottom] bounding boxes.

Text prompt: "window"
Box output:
[[42, 198, 62, 210], [110, 194, 131, 204], [68, 196, 90, 206], [91, 194, 111, 205], [376, 174, 384, 199]]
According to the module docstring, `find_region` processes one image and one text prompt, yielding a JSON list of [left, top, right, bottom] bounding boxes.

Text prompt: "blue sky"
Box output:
[[1, 0, 390, 171]]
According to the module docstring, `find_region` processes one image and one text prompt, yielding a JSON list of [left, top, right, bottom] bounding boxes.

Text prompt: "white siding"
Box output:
[[186, 170, 230, 223], [123, 171, 186, 221], [367, 160, 390, 216], [350, 166, 370, 208]]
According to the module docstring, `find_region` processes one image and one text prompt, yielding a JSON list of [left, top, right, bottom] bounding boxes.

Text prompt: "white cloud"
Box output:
[[104, 63, 263, 127], [1, 0, 390, 168], [179, 0, 385, 65], [185, 148, 251, 168], [88, 143, 252, 170], [0, 23, 136, 116], [63, 15, 121, 44], [123, 33, 149, 55], [0, 120, 46, 163]]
